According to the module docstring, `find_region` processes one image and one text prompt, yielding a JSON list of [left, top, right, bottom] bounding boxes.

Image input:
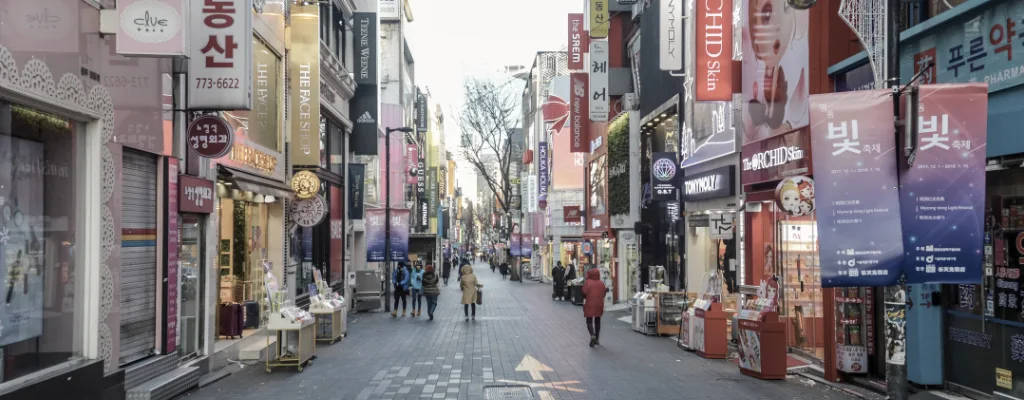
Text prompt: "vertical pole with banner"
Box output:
[[885, 0, 908, 396]]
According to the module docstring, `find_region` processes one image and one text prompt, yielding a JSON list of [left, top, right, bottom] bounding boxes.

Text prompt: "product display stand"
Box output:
[[266, 312, 316, 373], [735, 303, 786, 380], [694, 301, 728, 359], [654, 292, 686, 336], [310, 302, 346, 344], [677, 305, 695, 350]]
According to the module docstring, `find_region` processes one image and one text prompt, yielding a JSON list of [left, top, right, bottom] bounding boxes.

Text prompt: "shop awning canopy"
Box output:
[[582, 228, 614, 240], [219, 166, 295, 200]]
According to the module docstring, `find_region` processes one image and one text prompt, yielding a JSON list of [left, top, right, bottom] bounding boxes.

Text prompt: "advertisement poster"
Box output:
[[741, 0, 809, 142], [651, 152, 678, 201], [694, 312, 707, 353], [366, 208, 386, 262], [0, 137, 45, 346], [544, 77, 586, 189], [901, 84, 987, 284], [737, 323, 763, 372], [389, 208, 410, 262], [810, 90, 905, 287]]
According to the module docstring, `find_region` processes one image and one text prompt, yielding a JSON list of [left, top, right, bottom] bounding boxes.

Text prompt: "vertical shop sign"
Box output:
[[538, 142, 549, 206], [179, 175, 215, 213], [390, 209, 411, 262], [188, 0, 253, 109], [416, 158, 426, 197], [811, 90, 904, 287], [366, 208, 386, 261], [166, 159, 179, 353], [901, 84, 987, 284], [590, 40, 610, 122], [379, 0, 400, 20], [117, 0, 187, 56], [405, 144, 418, 185], [651, 152, 678, 201], [659, 0, 683, 71], [695, 0, 732, 100], [568, 13, 587, 70], [570, 73, 590, 153], [590, 0, 609, 38], [354, 12, 377, 85], [418, 199, 429, 230], [288, 4, 321, 166], [348, 164, 366, 220], [428, 167, 438, 218], [416, 92, 428, 132]]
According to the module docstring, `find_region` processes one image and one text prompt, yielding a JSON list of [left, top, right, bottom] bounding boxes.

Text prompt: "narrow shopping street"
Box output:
[[180, 262, 851, 400]]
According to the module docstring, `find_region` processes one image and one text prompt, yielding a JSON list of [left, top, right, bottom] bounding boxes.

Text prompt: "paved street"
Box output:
[[180, 262, 854, 400]]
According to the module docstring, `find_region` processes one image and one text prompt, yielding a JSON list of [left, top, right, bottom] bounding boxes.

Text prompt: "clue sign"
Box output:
[[179, 175, 215, 214], [186, 115, 233, 158], [651, 152, 679, 201], [682, 165, 735, 202]]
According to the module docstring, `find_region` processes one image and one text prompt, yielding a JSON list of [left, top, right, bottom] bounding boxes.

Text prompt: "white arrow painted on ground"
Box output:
[[515, 354, 553, 381]]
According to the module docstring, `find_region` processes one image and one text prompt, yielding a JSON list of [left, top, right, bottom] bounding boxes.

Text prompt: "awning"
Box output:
[[219, 166, 295, 200], [582, 228, 614, 240]]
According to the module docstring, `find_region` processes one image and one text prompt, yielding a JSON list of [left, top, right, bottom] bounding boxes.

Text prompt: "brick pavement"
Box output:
[[179, 262, 854, 400]]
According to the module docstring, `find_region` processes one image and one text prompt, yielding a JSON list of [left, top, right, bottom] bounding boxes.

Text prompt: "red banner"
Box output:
[[696, 0, 733, 101], [568, 13, 586, 70], [570, 72, 590, 153]]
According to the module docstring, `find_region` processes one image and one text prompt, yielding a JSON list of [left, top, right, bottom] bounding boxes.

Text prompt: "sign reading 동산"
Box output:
[[590, 0, 609, 38], [590, 40, 610, 122], [117, 0, 186, 56], [289, 3, 321, 166], [188, 0, 253, 110], [695, 0, 732, 100], [570, 72, 590, 153], [811, 90, 905, 287], [659, 0, 683, 71], [900, 84, 987, 284], [568, 13, 587, 70]]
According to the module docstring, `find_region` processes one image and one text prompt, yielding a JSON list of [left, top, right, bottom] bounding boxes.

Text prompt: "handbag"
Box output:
[[476, 288, 483, 305]]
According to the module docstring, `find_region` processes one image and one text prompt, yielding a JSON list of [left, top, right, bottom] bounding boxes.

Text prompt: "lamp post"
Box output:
[[384, 126, 414, 313]]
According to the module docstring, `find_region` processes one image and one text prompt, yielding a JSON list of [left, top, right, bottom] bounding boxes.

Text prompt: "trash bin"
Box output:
[[570, 285, 584, 306]]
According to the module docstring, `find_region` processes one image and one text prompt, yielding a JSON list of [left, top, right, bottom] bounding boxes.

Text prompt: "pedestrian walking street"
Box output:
[[180, 262, 854, 400]]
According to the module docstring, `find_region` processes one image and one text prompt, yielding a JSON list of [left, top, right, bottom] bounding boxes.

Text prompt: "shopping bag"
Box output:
[[476, 289, 483, 305]]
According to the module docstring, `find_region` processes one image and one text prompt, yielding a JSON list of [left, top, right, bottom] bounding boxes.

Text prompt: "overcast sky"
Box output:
[[405, 0, 580, 201]]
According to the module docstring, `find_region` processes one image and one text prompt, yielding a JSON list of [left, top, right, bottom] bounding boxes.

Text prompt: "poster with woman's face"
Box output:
[[741, 0, 810, 142]]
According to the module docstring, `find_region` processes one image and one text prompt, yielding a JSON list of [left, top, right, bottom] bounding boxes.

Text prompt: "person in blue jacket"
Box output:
[[391, 262, 411, 317], [409, 262, 425, 317]]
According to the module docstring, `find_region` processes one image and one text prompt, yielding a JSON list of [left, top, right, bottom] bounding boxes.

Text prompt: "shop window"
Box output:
[[295, 184, 330, 296], [0, 101, 80, 382]]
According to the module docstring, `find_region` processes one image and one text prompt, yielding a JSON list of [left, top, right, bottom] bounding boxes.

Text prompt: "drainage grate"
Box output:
[[483, 385, 535, 400]]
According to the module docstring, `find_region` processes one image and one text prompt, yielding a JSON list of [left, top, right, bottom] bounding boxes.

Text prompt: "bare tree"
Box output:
[[456, 78, 521, 278]]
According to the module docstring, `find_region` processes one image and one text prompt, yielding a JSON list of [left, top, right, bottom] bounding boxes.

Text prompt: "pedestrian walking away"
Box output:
[[582, 268, 607, 347], [422, 265, 441, 320], [499, 262, 508, 280], [391, 263, 411, 317], [460, 264, 482, 321], [409, 263, 424, 317], [441, 259, 451, 285]]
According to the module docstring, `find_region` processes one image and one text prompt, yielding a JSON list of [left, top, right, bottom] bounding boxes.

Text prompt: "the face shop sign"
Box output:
[[682, 165, 735, 202]]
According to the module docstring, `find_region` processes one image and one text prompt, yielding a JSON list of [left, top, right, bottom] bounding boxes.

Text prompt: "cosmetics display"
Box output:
[[655, 292, 687, 336], [736, 299, 787, 380], [308, 269, 347, 344], [835, 287, 868, 374], [693, 299, 728, 359], [264, 268, 316, 373]]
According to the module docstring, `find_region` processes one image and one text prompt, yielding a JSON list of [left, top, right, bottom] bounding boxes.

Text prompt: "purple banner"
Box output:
[[901, 84, 987, 284], [538, 142, 549, 204], [810, 90, 905, 287], [390, 209, 411, 262], [366, 208, 386, 262]]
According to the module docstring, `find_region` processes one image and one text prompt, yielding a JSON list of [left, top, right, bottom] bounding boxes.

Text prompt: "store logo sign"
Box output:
[[118, 0, 187, 56], [682, 165, 735, 202], [685, 174, 720, 195], [743, 146, 805, 171]]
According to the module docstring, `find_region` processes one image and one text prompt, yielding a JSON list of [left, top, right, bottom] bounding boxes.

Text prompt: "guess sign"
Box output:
[[186, 115, 234, 158], [179, 175, 215, 214], [188, 0, 253, 109]]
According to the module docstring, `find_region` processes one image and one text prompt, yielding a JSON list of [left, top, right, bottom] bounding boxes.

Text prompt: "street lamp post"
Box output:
[[384, 126, 414, 313]]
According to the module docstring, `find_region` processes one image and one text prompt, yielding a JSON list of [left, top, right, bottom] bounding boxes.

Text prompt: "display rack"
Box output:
[[632, 292, 657, 335], [736, 300, 787, 380], [655, 292, 686, 336], [308, 270, 347, 344], [693, 299, 728, 359], [266, 312, 316, 372]]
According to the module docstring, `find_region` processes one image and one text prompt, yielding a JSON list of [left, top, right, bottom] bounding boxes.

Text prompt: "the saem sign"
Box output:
[[695, 0, 732, 101], [567, 13, 586, 70], [117, 0, 187, 56]]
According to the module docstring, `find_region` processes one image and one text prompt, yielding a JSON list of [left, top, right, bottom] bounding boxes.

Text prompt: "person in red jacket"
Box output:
[[582, 268, 607, 347]]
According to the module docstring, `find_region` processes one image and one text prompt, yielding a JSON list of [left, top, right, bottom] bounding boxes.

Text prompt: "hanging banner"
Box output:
[[811, 90, 904, 287], [418, 198, 429, 230], [390, 209, 411, 262], [652, 152, 678, 201], [590, 40, 610, 122], [347, 163, 366, 220], [416, 92, 428, 132], [188, 0, 253, 110], [568, 13, 587, 70], [590, 0, 609, 38], [695, 0, 732, 100], [428, 167, 438, 218], [741, 0, 808, 143], [117, 0, 187, 57], [570, 72, 590, 153], [901, 84, 987, 284], [538, 142, 549, 206], [288, 4, 321, 166], [659, 0, 683, 71], [405, 144, 418, 185], [354, 12, 377, 84], [416, 158, 426, 197], [350, 84, 379, 155], [179, 175, 215, 214], [165, 159, 179, 353], [366, 208, 386, 262]]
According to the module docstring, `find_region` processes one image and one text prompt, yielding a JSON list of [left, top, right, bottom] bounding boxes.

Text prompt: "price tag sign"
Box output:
[[186, 115, 234, 158]]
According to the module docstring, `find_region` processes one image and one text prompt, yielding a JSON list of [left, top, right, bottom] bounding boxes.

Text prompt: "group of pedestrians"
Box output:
[[390, 258, 482, 321], [550, 261, 578, 301]]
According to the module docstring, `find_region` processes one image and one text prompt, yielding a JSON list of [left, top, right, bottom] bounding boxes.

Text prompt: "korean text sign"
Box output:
[[366, 208, 386, 262], [810, 90, 905, 287], [590, 40, 610, 122], [900, 84, 987, 284], [188, 0, 253, 110]]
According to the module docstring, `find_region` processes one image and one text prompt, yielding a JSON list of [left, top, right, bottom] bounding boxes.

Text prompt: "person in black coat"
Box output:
[[565, 264, 578, 282], [442, 260, 452, 286], [552, 262, 566, 300]]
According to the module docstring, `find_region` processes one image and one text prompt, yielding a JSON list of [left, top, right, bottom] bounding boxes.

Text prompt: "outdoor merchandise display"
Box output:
[[632, 292, 657, 336], [693, 299, 728, 359], [655, 292, 686, 336], [736, 298, 787, 380], [308, 269, 347, 344], [264, 264, 317, 373]]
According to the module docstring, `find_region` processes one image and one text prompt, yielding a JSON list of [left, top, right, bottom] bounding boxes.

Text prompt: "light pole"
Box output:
[[384, 126, 414, 313]]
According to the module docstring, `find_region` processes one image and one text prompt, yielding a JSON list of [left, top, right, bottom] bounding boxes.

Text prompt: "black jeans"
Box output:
[[393, 290, 407, 311], [464, 303, 476, 317], [586, 317, 602, 338]]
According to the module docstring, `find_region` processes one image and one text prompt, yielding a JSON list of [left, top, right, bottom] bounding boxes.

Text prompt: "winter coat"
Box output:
[[442, 262, 452, 278], [582, 269, 607, 318], [565, 265, 578, 282], [460, 265, 482, 304], [422, 271, 441, 296], [392, 265, 411, 294], [552, 266, 566, 286], [410, 269, 424, 291]]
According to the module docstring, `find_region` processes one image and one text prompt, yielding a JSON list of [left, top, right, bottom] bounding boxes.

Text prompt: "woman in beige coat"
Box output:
[[460, 264, 482, 321]]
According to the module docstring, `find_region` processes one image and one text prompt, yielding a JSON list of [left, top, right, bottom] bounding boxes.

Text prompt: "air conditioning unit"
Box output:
[[622, 93, 638, 111]]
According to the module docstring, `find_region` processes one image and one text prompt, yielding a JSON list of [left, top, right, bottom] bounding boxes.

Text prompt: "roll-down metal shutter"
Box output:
[[120, 150, 158, 366]]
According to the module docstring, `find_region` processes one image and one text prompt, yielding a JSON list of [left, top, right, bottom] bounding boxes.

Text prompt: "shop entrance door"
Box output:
[[178, 214, 205, 359], [777, 214, 824, 360], [120, 149, 159, 365]]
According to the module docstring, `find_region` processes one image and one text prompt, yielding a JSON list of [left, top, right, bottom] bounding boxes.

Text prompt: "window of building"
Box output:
[[333, 5, 346, 63]]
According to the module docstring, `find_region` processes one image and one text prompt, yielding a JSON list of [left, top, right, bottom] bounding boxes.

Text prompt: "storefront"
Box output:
[[740, 127, 829, 361], [176, 176, 216, 360], [682, 163, 741, 308]]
